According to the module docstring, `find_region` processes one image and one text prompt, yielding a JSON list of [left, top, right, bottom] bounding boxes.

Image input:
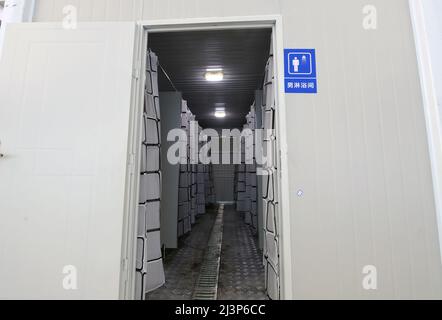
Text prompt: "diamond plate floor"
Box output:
[[146, 205, 266, 300], [217, 205, 266, 300], [146, 211, 217, 300]]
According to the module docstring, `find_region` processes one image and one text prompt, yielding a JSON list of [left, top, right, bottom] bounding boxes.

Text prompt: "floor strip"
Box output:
[[192, 204, 224, 300]]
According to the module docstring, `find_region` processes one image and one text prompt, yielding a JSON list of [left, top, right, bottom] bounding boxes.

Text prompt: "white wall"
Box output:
[[28, 0, 442, 299]]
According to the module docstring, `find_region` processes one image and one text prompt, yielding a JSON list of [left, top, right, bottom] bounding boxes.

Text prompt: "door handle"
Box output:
[[0, 140, 4, 158]]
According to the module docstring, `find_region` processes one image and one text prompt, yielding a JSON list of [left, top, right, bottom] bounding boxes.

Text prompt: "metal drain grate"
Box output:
[[192, 205, 224, 300]]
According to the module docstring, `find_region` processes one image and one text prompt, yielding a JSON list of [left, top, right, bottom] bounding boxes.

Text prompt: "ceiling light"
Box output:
[[205, 68, 224, 82], [214, 110, 226, 118], [214, 103, 226, 118]]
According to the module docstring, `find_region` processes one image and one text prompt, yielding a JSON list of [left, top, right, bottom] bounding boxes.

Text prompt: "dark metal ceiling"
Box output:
[[148, 29, 272, 129]]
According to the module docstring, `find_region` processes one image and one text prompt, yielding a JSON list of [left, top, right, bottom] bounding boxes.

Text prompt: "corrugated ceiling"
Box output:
[[148, 29, 272, 129]]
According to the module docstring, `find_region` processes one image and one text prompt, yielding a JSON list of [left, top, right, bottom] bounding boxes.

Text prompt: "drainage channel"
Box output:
[[192, 204, 224, 300]]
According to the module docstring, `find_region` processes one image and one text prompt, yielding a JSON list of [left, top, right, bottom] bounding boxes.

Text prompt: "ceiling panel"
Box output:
[[148, 29, 272, 129]]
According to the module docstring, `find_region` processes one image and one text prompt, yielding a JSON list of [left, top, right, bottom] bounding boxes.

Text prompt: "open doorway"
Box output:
[[0, 16, 287, 300], [133, 19, 285, 300]]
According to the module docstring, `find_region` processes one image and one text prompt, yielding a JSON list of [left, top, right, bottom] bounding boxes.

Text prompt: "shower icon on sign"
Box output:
[[293, 57, 300, 72], [288, 52, 312, 75], [292, 55, 308, 73]]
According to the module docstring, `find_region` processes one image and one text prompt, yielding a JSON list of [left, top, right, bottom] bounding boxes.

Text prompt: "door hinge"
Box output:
[[121, 257, 129, 295], [128, 153, 136, 175], [279, 150, 282, 175], [122, 257, 129, 271], [132, 66, 140, 80]]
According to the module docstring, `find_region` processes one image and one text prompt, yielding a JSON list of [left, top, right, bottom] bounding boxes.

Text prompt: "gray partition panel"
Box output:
[[137, 51, 165, 297], [159, 91, 183, 249]]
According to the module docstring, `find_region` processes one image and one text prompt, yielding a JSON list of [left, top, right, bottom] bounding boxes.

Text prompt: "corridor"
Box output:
[[217, 206, 266, 300], [146, 210, 217, 300], [146, 205, 266, 300]]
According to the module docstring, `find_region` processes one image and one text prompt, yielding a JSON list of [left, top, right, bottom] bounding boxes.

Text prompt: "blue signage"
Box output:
[[284, 49, 317, 94]]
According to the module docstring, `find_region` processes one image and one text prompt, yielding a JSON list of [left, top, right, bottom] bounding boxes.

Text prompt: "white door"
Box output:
[[0, 22, 138, 299]]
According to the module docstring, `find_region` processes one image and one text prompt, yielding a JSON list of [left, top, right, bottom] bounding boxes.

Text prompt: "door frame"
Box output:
[[408, 0, 442, 263], [125, 15, 294, 300], [119, 23, 147, 300], [0, 0, 35, 58]]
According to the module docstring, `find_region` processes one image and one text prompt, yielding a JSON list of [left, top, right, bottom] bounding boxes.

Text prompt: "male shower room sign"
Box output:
[[284, 48, 317, 94]]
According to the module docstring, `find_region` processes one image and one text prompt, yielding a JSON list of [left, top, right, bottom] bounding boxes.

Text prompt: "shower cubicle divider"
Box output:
[[136, 50, 165, 299]]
